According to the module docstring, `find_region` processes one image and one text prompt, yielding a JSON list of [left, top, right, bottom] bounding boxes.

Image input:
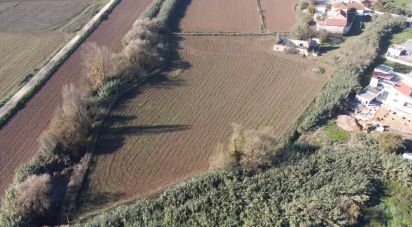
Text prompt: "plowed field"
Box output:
[[261, 0, 297, 32], [0, 0, 152, 198], [179, 0, 260, 32], [80, 36, 330, 211]]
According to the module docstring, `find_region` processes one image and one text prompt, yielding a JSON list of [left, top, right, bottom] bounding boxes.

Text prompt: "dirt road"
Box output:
[[0, 0, 152, 198]]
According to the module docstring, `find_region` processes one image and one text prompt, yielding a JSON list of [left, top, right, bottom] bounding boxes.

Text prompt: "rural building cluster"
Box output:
[[356, 65, 412, 113]]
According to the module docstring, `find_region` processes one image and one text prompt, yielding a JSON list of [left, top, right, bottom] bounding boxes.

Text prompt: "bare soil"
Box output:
[[0, 0, 152, 198], [260, 0, 297, 32], [79, 36, 330, 212], [179, 0, 261, 32]]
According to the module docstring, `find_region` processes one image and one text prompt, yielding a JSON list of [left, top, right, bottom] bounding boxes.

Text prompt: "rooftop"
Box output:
[[357, 86, 382, 101], [372, 71, 394, 80], [395, 81, 412, 97], [375, 64, 393, 73], [318, 18, 347, 27], [400, 39, 412, 51]]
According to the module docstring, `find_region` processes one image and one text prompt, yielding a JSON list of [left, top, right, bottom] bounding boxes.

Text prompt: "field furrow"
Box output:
[[179, 0, 260, 32], [80, 36, 330, 211]]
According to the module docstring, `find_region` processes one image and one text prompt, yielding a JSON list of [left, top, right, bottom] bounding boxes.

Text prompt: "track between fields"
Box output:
[[173, 31, 290, 36], [0, 0, 153, 198]]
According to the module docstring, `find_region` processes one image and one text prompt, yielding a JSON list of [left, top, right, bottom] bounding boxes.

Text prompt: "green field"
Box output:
[[0, 31, 67, 106], [0, 0, 108, 106]]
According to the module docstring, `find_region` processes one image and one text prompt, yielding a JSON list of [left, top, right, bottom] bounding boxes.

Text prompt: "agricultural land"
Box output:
[[78, 0, 329, 213], [178, 0, 297, 32], [0, 0, 109, 106], [0, 0, 152, 199], [1, 0, 412, 226]]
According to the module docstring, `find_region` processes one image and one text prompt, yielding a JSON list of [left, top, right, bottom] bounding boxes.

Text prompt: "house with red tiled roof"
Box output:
[[315, 3, 353, 34], [356, 65, 412, 113], [314, 0, 368, 34]]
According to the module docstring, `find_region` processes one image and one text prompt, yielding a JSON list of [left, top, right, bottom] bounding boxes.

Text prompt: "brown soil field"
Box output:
[[179, 0, 260, 32], [260, 0, 297, 32], [0, 0, 152, 198], [79, 36, 330, 212], [0, 0, 97, 31], [0, 31, 67, 105]]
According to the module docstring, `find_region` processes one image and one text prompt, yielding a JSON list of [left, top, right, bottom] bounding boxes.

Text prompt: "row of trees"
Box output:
[[0, 0, 181, 224]]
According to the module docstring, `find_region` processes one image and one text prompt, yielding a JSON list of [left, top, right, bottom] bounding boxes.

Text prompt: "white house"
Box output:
[[356, 65, 412, 114], [386, 40, 412, 67], [273, 37, 320, 56]]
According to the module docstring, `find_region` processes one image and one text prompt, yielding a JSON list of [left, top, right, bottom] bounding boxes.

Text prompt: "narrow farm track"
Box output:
[[81, 37, 330, 210], [0, 0, 152, 198]]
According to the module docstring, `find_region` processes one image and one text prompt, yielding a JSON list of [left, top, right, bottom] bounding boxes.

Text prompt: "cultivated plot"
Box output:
[[80, 36, 330, 211], [0, 0, 96, 31], [0, 0, 107, 104], [0, 31, 67, 104], [260, 0, 297, 32], [179, 0, 261, 32]]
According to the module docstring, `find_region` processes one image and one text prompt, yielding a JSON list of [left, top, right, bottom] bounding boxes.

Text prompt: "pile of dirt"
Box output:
[[336, 115, 362, 132]]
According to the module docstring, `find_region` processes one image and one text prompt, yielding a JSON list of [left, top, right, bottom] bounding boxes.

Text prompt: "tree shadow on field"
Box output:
[[96, 123, 191, 155], [93, 25, 193, 155]]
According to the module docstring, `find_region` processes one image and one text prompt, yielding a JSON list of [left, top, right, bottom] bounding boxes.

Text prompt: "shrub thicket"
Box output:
[[80, 134, 412, 226], [377, 132, 404, 153]]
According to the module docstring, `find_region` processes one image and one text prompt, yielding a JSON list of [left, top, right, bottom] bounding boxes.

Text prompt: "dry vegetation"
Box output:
[[78, 36, 330, 212]]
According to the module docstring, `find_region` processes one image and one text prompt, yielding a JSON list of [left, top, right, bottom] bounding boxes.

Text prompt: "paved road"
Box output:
[[0, 0, 152, 197]]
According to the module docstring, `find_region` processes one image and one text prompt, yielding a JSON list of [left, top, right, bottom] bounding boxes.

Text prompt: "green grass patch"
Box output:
[[324, 121, 350, 142], [390, 28, 412, 45]]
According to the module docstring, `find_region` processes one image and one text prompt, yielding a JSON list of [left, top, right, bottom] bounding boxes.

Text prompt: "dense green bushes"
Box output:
[[80, 134, 412, 226], [299, 14, 406, 131]]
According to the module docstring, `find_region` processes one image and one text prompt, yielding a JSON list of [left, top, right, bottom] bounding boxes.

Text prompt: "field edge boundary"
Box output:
[[0, 0, 121, 128]]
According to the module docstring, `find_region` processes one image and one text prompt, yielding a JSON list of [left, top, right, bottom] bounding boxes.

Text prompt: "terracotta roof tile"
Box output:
[[395, 81, 412, 97]]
